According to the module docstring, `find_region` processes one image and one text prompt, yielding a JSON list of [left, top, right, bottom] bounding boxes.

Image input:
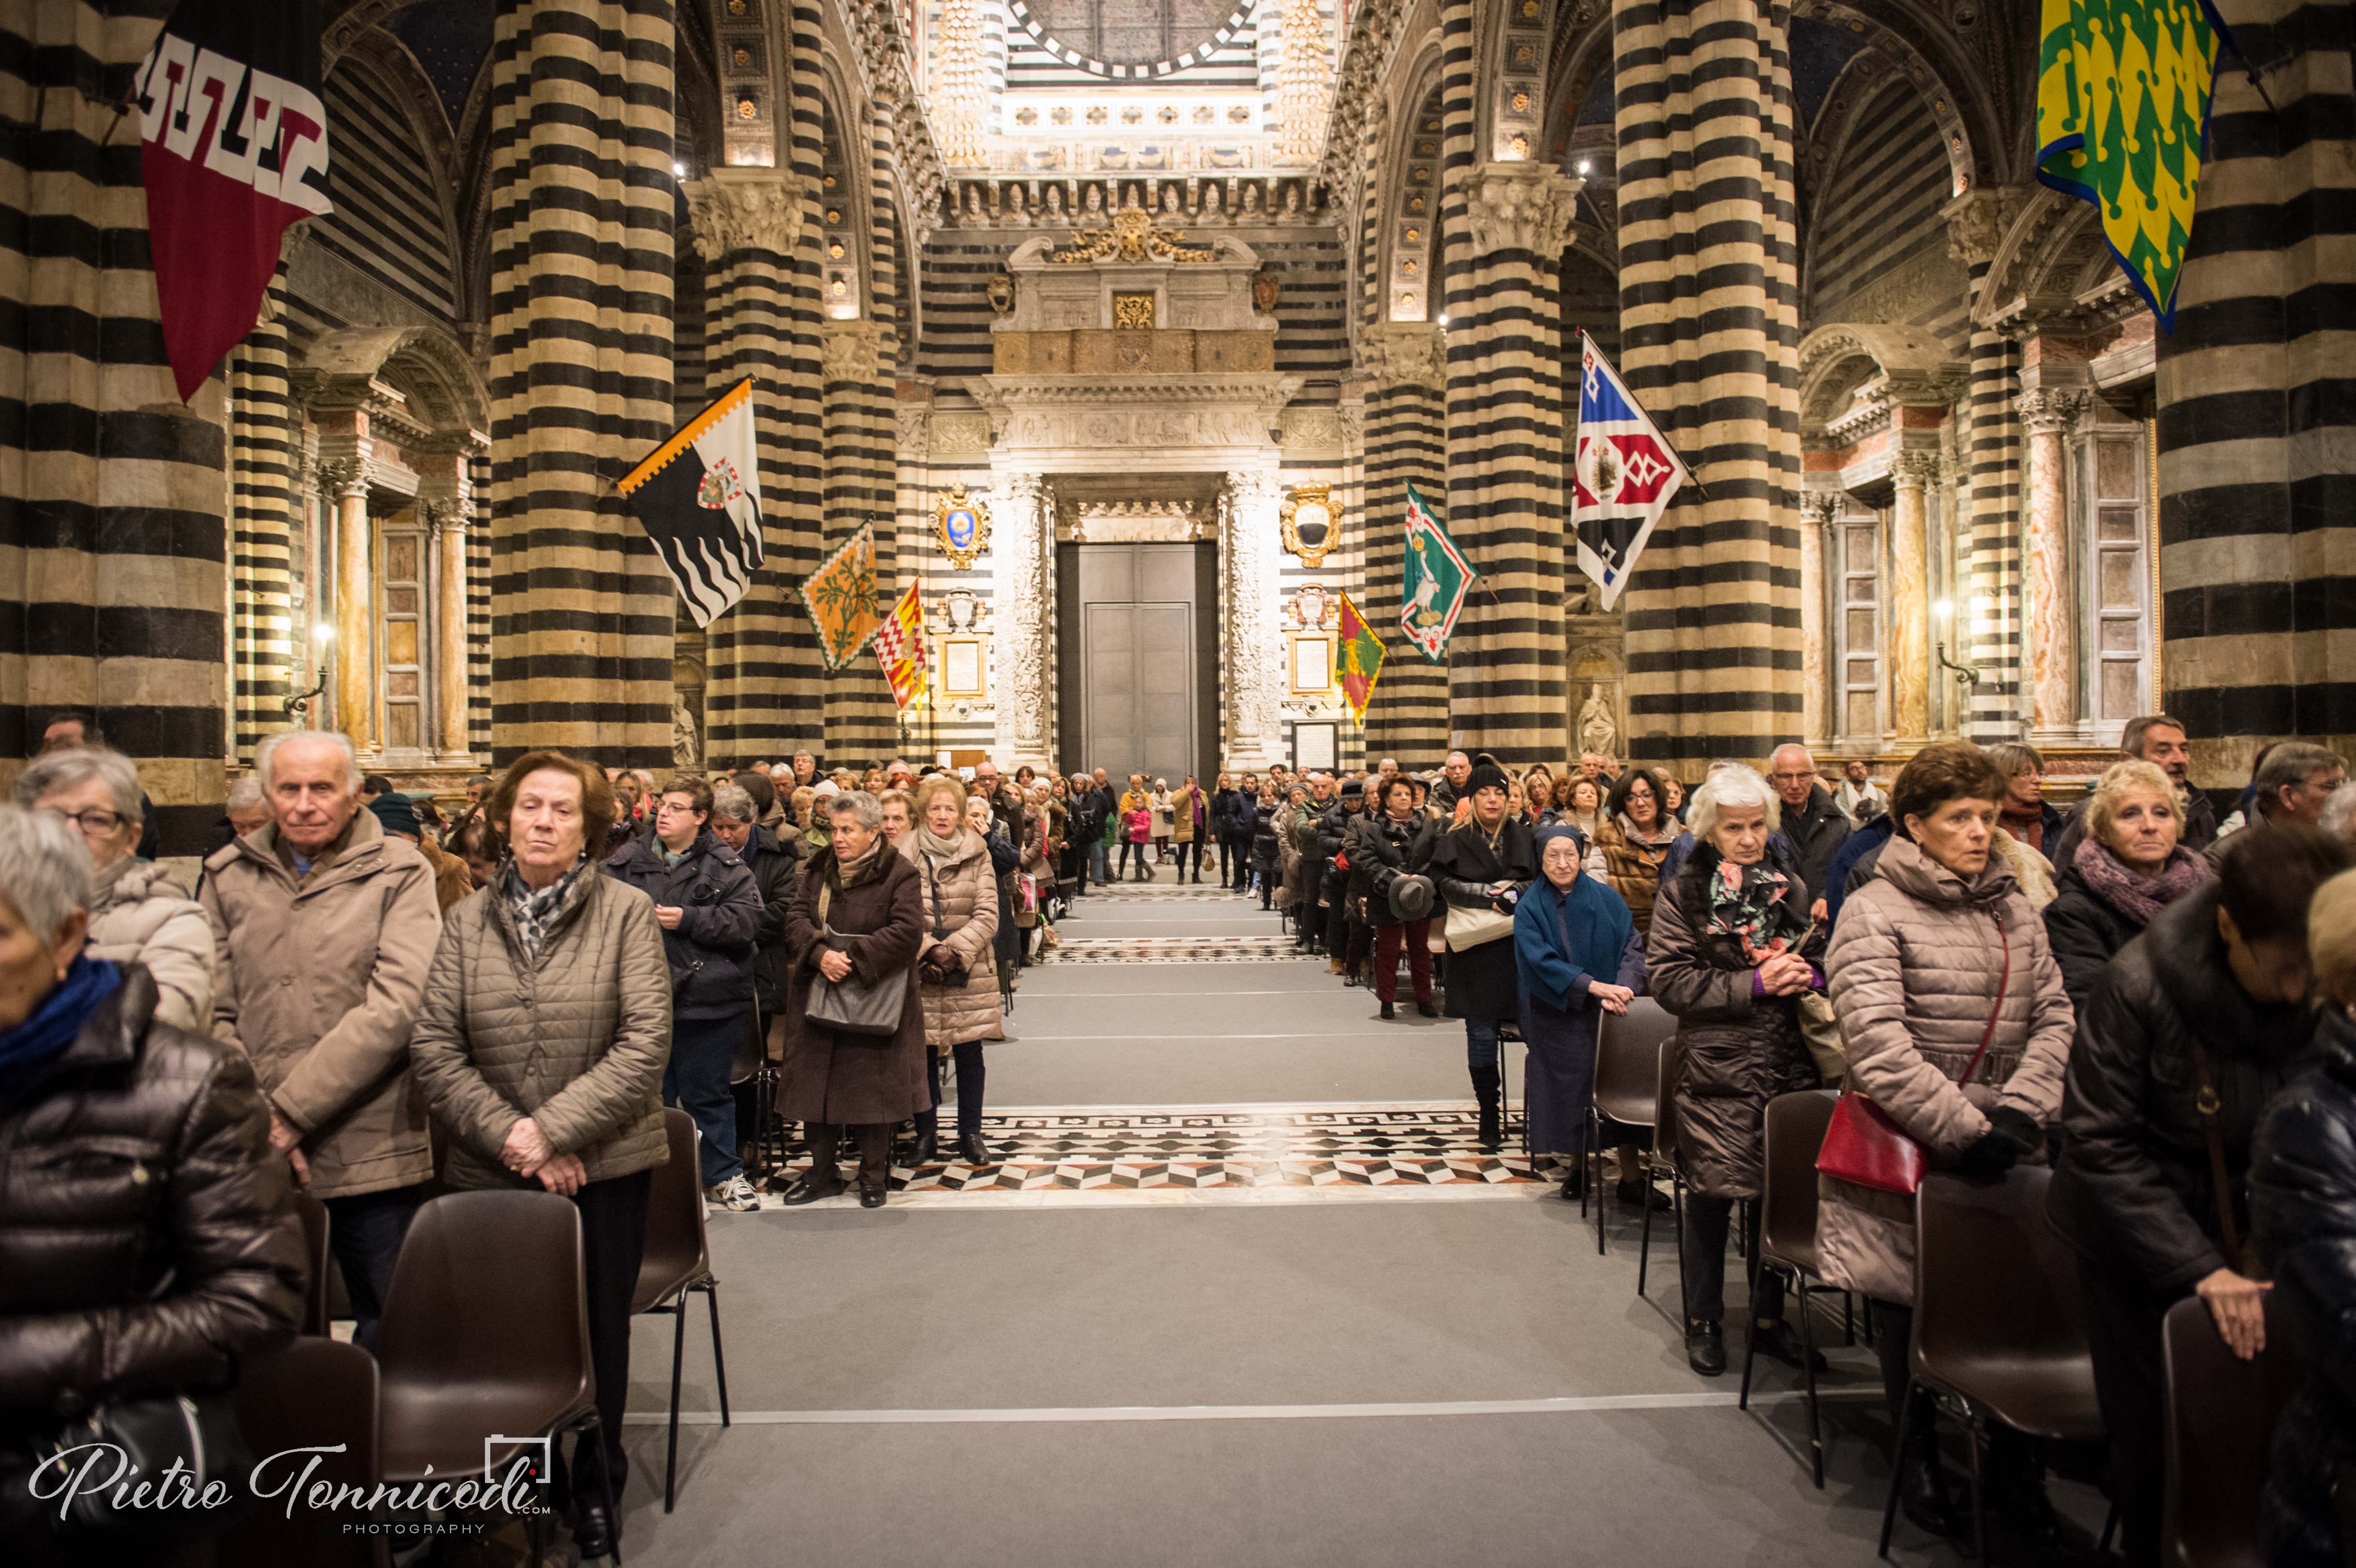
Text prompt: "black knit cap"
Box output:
[[1463, 753, 1510, 796]]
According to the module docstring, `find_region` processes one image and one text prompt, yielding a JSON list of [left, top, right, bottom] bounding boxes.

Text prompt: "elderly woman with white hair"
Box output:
[[1648, 763, 1826, 1380], [15, 747, 213, 1031], [0, 807, 305, 1550]]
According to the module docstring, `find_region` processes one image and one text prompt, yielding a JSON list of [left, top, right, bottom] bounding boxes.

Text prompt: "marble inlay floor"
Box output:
[[739, 1103, 1564, 1208], [1037, 934, 1311, 963]]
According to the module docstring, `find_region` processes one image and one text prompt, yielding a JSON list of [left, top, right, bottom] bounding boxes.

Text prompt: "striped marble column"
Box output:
[[485, 0, 677, 768], [822, 319, 900, 766], [1356, 324, 1452, 765], [1943, 188, 2026, 741], [228, 258, 300, 762], [2157, 0, 2355, 776], [686, 167, 817, 769], [0, 3, 229, 852], [1441, 160, 1581, 763], [1611, 0, 1806, 767]]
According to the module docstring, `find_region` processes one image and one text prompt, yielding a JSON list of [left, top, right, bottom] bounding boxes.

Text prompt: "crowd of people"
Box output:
[[6, 705, 2356, 1562]]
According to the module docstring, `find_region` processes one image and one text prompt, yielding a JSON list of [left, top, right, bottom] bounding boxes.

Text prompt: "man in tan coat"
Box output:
[[202, 730, 440, 1348]]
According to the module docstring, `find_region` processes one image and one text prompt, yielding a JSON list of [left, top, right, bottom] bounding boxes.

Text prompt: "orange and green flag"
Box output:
[[1336, 591, 1386, 723], [799, 523, 880, 670], [2035, 0, 2224, 327]]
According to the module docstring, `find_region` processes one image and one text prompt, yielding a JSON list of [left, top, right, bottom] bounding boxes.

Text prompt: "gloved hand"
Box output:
[[1957, 1126, 2022, 1179], [1984, 1105, 2044, 1159]]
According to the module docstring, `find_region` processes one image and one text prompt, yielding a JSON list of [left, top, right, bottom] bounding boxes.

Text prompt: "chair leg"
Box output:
[[1737, 1294, 1759, 1409], [582, 1409, 623, 1567], [1965, 1414, 1989, 1568], [1798, 1275, 1824, 1490], [1637, 1165, 1655, 1297], [2100, 1499, 2120, 1555], [1877, 1376, 1917, 1561], [1843, 1290, 1855, 1347], [1674, 1174, 1690, 1330], [1591, 1112, 1605, 1251], [704, 1281, 731, 1427], [664, 1298, 686, 1513]]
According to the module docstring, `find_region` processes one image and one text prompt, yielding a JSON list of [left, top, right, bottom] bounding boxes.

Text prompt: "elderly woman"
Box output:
[[1821, 742, 2074, 1545], [1987, 741, 2064, 863], [779, 791, 927, 1209], [900, 776, 1003, 1168], [2044, 759, 2213, 1016], [1515, 821, 1644, 1199], [878, 788, 914, 845], [0, 807, 303, 1553], [1416, 755, 1535, 1150], [1560, 777, 1605, 840], [2053, 825, 2349, 1564], [1586, 766, 1679, 944], [407, 752, 672, 1557], [2252, 866, 2356, 1568], [1650, 766, 1823, 1378], [14, 747, 212, 1031]]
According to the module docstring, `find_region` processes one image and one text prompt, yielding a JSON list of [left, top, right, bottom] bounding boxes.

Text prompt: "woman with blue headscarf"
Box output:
[[1515, 822, 1645, 1201]]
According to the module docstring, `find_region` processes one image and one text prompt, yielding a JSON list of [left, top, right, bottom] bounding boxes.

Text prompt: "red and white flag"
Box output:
[[136, 0, 334, 403], [1571, 334, 1688, 611]]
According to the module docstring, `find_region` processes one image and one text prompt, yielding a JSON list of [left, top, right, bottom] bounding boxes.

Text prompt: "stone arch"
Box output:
[[1796, 323, 1961, 436], [300, 325, 491, 439], [1375, 57, 1445, 324], [1976, 186, 2114, 326]]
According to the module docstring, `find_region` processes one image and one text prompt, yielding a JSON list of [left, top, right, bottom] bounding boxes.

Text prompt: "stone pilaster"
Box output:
[[1222, 470, 1286, 770], [992, 472, 1054, 771]]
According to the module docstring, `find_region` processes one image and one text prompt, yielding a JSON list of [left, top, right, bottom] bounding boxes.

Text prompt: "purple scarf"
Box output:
[[2073, 836, 2209, 928]]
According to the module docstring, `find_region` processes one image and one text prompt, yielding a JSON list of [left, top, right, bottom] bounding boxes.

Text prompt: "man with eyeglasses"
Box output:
[[37, 710, 160, 860], [1768, 744, 1851, 925], [201, 729, 442, 1348]]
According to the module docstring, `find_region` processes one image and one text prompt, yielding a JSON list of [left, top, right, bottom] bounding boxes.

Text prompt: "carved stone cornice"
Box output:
[[2015, 389, 2087, 436], [822, 319, 891, 384], [1463, 164, 1585, 256], [684, 169, 816, 261], [1356, 322, 1445, 391]]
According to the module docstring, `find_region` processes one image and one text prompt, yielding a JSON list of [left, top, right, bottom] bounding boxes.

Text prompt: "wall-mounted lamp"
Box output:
[[284, 624, 332, 719], [1931, 600, 1981, 696]]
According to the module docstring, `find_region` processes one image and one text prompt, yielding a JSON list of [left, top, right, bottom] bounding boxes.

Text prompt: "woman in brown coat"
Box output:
[[899, 776, 1002, 1168], [1584, 766, 1678, 942], [779, 790, 928, 1209], [1820, 742, 2073, 1543]]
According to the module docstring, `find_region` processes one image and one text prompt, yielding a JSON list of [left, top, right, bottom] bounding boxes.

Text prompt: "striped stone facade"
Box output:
[[483, 0, 678, 769]]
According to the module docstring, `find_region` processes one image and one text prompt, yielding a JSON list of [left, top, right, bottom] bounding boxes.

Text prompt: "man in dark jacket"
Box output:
[[2050, 714, 2217, 867], [710, 783, 795, 1040], [605, 775, 766, 1211], [1768, 744, 1851, 923], [1319, 778, 1363, 975], [2051, 825, 2353, 1564], [1249, 787, 1281, 907], [1065, 775, 1105, 897]]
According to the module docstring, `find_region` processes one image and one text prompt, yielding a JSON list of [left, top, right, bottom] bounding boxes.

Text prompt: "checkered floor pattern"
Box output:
[[1036, 935, 1313, 964], [740, 1103, 1560, 1207]]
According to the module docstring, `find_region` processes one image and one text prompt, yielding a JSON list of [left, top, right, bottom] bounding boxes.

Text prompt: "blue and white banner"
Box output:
[[1571, 336, 1687, 611]]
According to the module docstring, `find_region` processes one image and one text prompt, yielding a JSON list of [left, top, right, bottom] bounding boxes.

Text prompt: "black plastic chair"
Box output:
[[635, 1107, 732, 1512], [290, 1189, 332, 1337], [2162, 1290, 2302, 1568], [1882, 1168, 2109, 1565], [1737, 1089, 1847, 1487], [1589, 998, 1681, 1293], [220, 1338, 385, 1567]]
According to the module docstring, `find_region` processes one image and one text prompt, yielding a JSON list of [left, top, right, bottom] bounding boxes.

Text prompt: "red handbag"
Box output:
[[1815, 913, 2010, 1195]]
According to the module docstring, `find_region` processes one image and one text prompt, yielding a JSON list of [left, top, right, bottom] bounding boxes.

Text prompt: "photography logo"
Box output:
[[486, 1434, 553, 1491]]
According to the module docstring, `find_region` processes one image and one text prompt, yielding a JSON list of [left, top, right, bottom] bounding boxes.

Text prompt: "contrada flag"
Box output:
[[1399, 482, 1475, 664], [801, 524, 881, 670], [1572, 335, 1688, 611], [617, 380, 766, 628], [136, 0, 335, 403], [1336, 592, 1386, 723], [875, 582, 929, 712]]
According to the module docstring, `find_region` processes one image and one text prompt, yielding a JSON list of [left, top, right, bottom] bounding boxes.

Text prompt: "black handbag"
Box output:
[[42, 1390, 252, 1540], [806, 882, 908, 1036]]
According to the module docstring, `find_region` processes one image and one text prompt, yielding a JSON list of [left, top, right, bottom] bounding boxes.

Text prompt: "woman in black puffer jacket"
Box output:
[[0, 807, 306, 1556], [1249, 785, 1281, 908], [2042, 759, 2211, 1017]]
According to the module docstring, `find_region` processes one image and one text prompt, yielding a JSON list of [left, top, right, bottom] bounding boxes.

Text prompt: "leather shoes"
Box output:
[[959, 1131, 993, 1166], [906, 1130, 939, 1169], [779, 1168, 841, 1205], [1616, 1177, 1675, 1213], [1558, 1168, 1586, 1201], [572, 1496, 617, 1559], [858, 1182, 887, 1209], [1379, 1000, 1396, 1020], [1748, 1320, 1828, 1373], [1896, 1447, 1959, 1538], [1416, 1001, 1438, 1017], [1686, 1321, 1727, 1376]]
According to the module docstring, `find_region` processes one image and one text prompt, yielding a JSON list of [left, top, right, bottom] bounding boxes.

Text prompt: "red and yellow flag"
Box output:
[[1336, 591, 1386, 723], [873, 580, 929, 712]]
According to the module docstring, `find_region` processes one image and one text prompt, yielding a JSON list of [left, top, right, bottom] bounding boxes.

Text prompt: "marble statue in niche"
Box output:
[[1282, 183, 1302, 216], [1084, 183, 1105, 217], [1044, 183, 1067, 222], [1203, 182, 1223, 220], [1578, 685, 1618, 760], [1241, 182, 1263, 217], [963, 185, 983, 221], [672, 695, 701, 769], [1161, 183, 1182, 215], [1005, 184, 1028, 223]]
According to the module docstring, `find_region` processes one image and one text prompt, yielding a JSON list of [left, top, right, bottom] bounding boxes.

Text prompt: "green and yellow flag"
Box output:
[[2035, 0, 2223, 327], [1336, 592, 1386, 723]]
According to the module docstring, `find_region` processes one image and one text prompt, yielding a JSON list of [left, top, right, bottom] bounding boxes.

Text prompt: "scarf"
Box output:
[[503, 855, 586, 961], [0, 955, 122, 1078], [2073, 836, 2210, 928], [915, 822, 965, 862], [2000, 799, 2046, 854], [1701, 854, 1810, 961]]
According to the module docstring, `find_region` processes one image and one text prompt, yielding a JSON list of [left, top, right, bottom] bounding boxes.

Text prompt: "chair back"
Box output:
[[373, 1190, 592, 1461], [290, 1189, 332, 1336], [221, 1338, 385, 1567], [1760, 1090, 1838, 1274], [731, 1009, 764, 1087], [634, 1107, 714, 1315], [2162, 1292, 2303, 1568], [1912, 1168, 2105, 1442], [1595, 997, 1675, 1131]]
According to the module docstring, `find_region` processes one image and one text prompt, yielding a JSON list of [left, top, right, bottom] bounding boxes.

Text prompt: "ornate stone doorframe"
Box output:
[[965, 372, 1303, 773]]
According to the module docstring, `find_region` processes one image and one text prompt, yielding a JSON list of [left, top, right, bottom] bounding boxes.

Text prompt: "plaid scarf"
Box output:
[[502, 856, 586, 961]]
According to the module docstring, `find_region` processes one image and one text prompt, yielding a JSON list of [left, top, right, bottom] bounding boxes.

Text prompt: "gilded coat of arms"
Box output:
[[934, 482, 993, 570]]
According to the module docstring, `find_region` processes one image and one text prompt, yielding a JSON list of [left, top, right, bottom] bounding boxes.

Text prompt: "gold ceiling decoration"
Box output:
[[1049, 205, 1216, 265]]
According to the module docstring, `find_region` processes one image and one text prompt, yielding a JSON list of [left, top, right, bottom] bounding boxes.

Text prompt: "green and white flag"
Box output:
[[1399, 481, 1475, 664]]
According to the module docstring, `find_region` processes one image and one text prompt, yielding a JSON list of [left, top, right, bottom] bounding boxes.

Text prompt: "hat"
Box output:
[[1339, 777, 1363, 800], [368, 792, 421, 841], [1464, 752, 1510, 796], [1387, 871, 1435, 922]]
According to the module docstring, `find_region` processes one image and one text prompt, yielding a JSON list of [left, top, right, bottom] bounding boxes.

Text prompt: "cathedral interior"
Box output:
[[0, 0, 2337, 847]]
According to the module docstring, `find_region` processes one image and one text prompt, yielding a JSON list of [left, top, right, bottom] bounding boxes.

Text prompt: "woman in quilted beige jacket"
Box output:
[[1819, 742, 2073, 1545], [899, 776, 1002, 1167]]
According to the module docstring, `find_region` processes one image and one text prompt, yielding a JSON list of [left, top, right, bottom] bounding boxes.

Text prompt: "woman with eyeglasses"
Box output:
[[14, 747, 213, 1031]]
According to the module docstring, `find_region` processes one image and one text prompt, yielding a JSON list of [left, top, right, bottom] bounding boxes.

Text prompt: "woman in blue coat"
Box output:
[[1515, 822, 1645, 1200]]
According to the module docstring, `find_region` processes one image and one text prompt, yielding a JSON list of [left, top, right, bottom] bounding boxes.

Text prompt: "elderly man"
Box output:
[[202, 730, 441, 1348], [1768, 744, 1852, 921], [2052, 715, 2215, 866], [2248, 744, 2348, 830], [463, 773, 491, 811], [789, 751, 819, 790], [1430, 750, 1474, 812]]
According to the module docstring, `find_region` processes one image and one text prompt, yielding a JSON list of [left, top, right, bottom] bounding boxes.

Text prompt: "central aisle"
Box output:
[[614, 868, 2098, 1566]]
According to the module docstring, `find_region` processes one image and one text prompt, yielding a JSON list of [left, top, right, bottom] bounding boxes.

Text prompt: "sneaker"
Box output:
[[708, 1175, 761, 1212]]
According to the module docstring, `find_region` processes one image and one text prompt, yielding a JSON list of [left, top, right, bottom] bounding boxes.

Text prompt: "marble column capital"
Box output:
[[2015, 389, 2086, 437], [1357, 322, 1445, 391], [684, 168, 816, 261], [315, 456, 368, 498], [1891, 451, 1942, 491], [1801, 490, 1843, 527], [1462, 162, 1585, 256], [822, 318, 891, 383]]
